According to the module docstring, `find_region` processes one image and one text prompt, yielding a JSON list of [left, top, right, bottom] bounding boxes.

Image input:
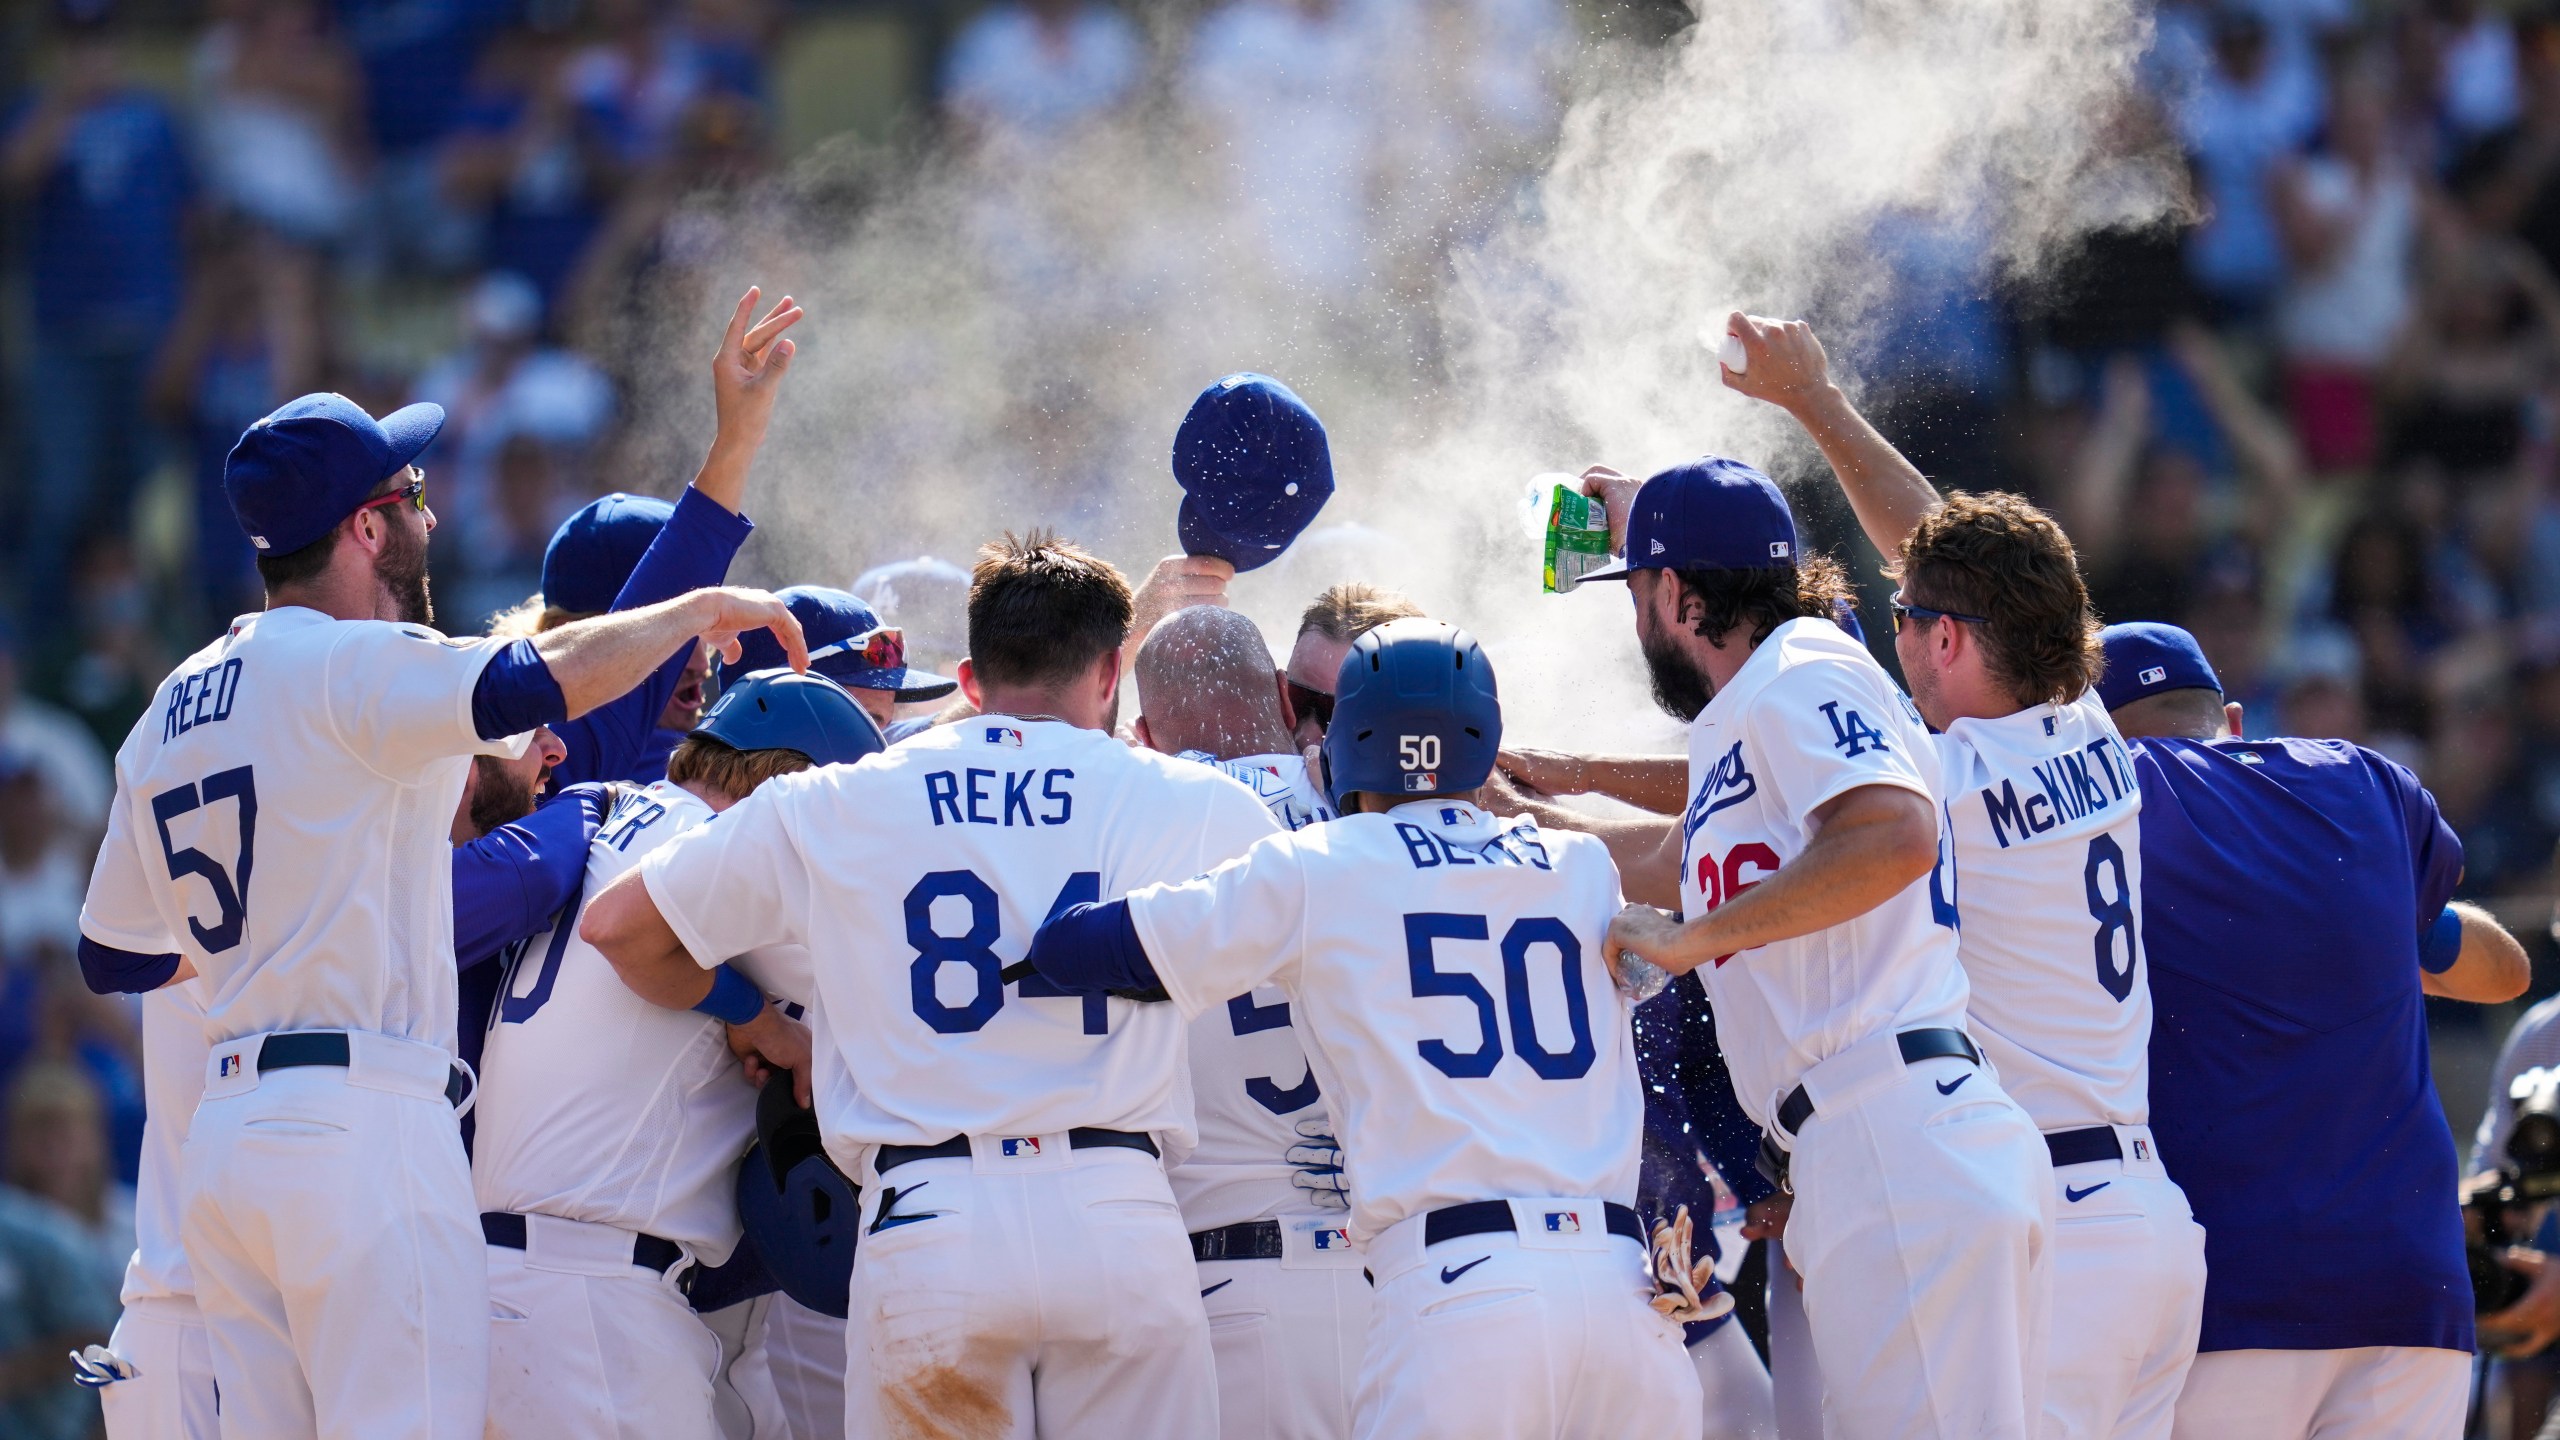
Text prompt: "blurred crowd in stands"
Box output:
[[13, 0, 2560, 1428]]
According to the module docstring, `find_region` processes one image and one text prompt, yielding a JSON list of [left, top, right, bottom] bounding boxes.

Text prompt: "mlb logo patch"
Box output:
[[1403, 772, 1437, 792], [985, 726, 1025, 748], [1769, 541, 1791, 560], [1000, 1136, 1042, 1157], [2133, 1139, 2149, 1161], [218, 1054, 242, 1079], [2139, 666, 2167, 686], [1543, 1210, 1582, 1234], [1313, 1227, 1348, 1251], [1440, 807, 1463, 824], [2043, 716, 2056, 737]]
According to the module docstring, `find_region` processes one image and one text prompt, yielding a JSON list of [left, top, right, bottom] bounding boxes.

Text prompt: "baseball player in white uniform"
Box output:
[[1584, 457, 2053, 1440], [74, 391, 804, 1439], [473, 671, 882, 1440], [580, 534, 1282, 1438], [1130, 604, 1364, 1439], [1718, 316, 2205, 1438], [1028, 618, 1703, 1440]]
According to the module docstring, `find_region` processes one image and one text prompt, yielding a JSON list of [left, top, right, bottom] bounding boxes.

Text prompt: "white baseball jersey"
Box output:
[[475, 782, 811, 1262], [640, 716, 1281, 1175], [1935, 694, 2151, 1130], [1678, 617, 1972, 1129], [79, 607, 529, 1050], [122, 984, 210, 1305], [1129, 801, 1643, 1245], [1174, 749, 1338, 1232]]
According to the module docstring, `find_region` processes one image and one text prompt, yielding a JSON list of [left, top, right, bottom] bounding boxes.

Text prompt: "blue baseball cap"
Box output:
[[542, 494, 675, 615], [1173, 373, 1333, 573], [719, 586, 958, 702], [223, 394, 444, 556], [1580, 456, 1798, 581], [2095, 621, 2223, 711]]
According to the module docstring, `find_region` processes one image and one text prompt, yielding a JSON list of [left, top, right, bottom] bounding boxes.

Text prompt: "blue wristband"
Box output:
[[693, 963, 766, 1025], [2419, 906, 2464, 975]]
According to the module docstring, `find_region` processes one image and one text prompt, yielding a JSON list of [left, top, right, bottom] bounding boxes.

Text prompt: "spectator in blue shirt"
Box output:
[[2099, 621, 2528, 1439], [1, 3, 191, 618]]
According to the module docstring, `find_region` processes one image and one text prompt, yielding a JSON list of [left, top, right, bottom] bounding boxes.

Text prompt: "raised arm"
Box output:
[[2423, 901, 2531, 1004], [530, 587, 805, 722], [1719, 314, 1941, 558], [1497, 749, 1688, 815], [1478, 774, 1686, 909]]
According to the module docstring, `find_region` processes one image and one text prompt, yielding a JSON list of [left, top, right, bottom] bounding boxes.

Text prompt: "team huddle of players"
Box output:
[[63, 289, 2509, 1440]]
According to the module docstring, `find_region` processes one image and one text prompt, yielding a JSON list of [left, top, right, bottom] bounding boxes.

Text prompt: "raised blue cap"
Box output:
[[2095, 621, 2223, 711], [719, 586, 957, 702], [1173, 373, 1333, 573], [1580, 456, 1797, 581], [223, 394, 444, 556], [541, 494, 675, 616]]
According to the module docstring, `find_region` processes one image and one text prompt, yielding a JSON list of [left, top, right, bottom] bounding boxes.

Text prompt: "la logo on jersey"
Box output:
[[1544, 1210, 1583, 1234], [985, 725, 1025, 748], [1000, 1136, 1042, 1157]]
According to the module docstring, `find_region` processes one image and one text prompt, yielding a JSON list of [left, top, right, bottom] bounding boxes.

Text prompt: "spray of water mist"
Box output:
[[617, 0, 2177, 752]]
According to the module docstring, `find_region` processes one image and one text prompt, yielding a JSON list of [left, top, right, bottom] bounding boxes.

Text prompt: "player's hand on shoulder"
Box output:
[[725, 1002, 814, 1108], [1576, 465, 1640, 557], [1717, 312, 1832, 410], [1129, 554, 1235, 649], [709, 286, 803, 450], [1496, 748, 1583, 798]]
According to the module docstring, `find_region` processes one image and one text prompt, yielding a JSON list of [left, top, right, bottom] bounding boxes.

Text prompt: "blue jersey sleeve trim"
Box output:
[[471, 639, 567, 742], [2419, 906, 2463, 975], [1027, 900, 1162, 995], [551, 486, 752, 786], [452, 785, 613, 968], [77, 935, 181, 995], [693, 963, 766, 1024]]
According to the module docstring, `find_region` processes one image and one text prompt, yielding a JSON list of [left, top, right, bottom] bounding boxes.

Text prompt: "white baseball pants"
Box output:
[[483, 1221, 722, 1440], [99, 1296, 219, 1440], [1692, 1315, 1780, 1440], [1197, 1229, 1370, 1440], [1783, 1037, 2054, 1440], [2168, 1346, 2469, 1440], [2042, 1129, 2205, 1440], [1351, 1198, 1701, 1439], [181, 1032, 486, 1440], [697, 1296, 790, 1440], [844, 1139, 1216, 1438], [763, 1295, 846, 1440]]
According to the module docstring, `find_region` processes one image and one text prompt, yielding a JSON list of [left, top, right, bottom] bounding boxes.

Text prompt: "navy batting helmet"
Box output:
[[734, 1078, 859, 1318], [695, 669, 885, 767], [1320, 618, 1501, 811]]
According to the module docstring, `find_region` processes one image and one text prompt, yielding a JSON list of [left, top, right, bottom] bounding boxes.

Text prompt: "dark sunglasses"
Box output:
[[356, 468, 428, 517], [808, 625, 908, 672], [1889, 593, 1989, 634], [1287, 680, 1335, 728]]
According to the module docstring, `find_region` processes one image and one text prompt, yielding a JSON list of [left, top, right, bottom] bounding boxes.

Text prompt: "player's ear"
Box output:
[[955, 657, 983, 710], [1132, 715, 1155, 751], [2223, 701, 2243, 739], [1274, 669, 1297, 731]]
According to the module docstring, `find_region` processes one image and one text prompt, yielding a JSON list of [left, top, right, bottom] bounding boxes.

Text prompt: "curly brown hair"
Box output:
[[1673, 552, 1857, 649], [1895, 492, 2102, 706]]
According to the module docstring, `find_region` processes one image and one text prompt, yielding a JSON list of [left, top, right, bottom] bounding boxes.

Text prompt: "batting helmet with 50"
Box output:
[[1320, 618, 1501, 811]]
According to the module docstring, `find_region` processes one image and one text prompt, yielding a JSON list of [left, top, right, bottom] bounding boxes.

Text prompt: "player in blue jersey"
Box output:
[[2097, 622, 2527, 1440]]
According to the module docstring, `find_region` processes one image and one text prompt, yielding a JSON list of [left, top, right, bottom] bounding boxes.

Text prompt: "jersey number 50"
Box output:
[[1405, 913, 1595, 1081]]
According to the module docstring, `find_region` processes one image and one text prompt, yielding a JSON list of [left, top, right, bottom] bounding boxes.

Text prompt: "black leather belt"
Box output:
[[260, 1031, 469, 1108], [1191, 1220, 1285, 1263], [2045, 1126, 2123, 1168], [875, 1127, 1159, 1175], [480, 1212, 689, 1280], [1773, 1027, 1982, 1136], [1421, 1200, 1643, 1248]]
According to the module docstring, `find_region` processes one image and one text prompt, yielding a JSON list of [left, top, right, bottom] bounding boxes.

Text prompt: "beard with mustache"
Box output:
[[1641, 622, 1716, 722], [466, 754, 540, 836], [377, 511, 434, 627]]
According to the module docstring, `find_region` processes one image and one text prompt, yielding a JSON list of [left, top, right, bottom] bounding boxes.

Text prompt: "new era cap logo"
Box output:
[[1000, 1137, 1041, 1157], [249, 534, 270, 550], [1544, 1210, 1582, 1233], [2140, 666, 2167, 685], [1649, 539, 1666, 556]]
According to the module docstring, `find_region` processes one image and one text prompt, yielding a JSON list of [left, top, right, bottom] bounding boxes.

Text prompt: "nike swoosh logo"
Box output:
[[1440, 1256, 1491, 1284], [2064, 1181, 2111, 1203], [1200, 1279, 1233, 1297], [1935, 1073, 1971, 1095], [867, 1181, 939, 1235]]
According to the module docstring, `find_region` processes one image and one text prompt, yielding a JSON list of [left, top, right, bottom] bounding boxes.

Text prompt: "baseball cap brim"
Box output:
[[378, 402, 446, 471], [1576, 555, 1639, 582], [817, 660, 958, 703]]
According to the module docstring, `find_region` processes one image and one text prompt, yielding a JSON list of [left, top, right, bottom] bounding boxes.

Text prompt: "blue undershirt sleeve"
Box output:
[[1025, 900, 1165, 997], [77, 936, 181, 995], [2418, 905, 2464, 976], [452, 785, 613, 968], [470, 639, 567, 742], [552, 486, 754, 786]]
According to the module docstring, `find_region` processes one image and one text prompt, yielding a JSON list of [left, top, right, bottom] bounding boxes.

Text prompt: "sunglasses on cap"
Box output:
[[355, 468, 428, 517], [1889, 593, 1988, 635], [807, 625, 908, 672], [1286, 680, 1335, 728]]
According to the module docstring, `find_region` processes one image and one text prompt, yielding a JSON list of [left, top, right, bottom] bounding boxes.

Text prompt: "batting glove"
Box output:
[[1286, 1117, 1350, 1212], [69, 1344, 139, 1389], [1646, 1205, 1733, 1325]]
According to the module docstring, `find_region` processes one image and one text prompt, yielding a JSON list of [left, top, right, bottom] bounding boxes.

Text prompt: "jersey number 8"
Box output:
[[906, 870, 1107, 1035]]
